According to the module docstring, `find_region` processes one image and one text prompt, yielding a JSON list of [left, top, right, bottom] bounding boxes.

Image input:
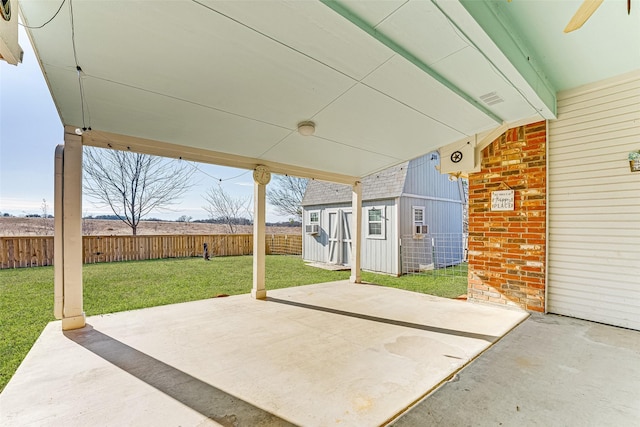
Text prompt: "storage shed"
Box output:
[[302, 152, 464, 275]]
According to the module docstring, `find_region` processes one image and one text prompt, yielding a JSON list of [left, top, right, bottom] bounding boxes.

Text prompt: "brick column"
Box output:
[[467, 121, 546, 312]]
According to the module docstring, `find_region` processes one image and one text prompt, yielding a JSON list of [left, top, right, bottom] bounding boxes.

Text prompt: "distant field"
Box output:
[[0, 217, 300, 236]]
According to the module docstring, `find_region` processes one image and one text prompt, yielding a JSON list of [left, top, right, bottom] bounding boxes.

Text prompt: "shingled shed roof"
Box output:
[[302, 161, 409, 206]]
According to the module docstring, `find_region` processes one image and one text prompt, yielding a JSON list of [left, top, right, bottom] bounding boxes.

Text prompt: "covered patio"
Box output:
[[0, 281, 528, 426], [1, 0, 638, 425], [11, 0, 561, 331], [4, 0, 634, 330]]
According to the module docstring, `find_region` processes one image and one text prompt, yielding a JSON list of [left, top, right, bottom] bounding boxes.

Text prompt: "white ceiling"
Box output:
[[482, 0, 640, 92], [19, 0, 634, 182]]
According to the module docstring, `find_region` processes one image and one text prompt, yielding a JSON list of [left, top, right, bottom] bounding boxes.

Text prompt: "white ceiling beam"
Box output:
[[76, 126, 359, 186]]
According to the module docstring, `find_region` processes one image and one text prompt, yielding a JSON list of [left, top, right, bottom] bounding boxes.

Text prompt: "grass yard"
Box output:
[[0, 256, 467, 392]]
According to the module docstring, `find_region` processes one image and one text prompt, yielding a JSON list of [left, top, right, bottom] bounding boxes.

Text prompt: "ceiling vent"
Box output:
[[479, 91, 504, 106]]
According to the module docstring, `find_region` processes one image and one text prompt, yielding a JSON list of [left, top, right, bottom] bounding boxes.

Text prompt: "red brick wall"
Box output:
[[467, 121, 546, 312]]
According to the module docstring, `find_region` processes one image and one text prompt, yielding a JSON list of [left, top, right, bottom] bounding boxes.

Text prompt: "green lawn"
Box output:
[[0, 256, 467, 392]]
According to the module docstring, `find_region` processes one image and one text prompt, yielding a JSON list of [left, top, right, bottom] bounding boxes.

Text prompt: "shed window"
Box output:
[[305, 210, 321, 235], [367, 206, 385, 239], [413, 207, 427, 235], [309, 211, 320, 224]]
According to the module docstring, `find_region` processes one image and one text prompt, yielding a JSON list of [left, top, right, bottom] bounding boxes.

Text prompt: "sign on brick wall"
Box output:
[[491, 190, 514, 211]]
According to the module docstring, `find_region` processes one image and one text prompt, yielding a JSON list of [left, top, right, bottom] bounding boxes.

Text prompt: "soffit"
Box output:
[[471, 0, 640, 92], [19, 0, 549, 181]]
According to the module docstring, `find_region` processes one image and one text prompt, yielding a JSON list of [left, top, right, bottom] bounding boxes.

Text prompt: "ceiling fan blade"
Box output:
[[564, 0, 605, 33]]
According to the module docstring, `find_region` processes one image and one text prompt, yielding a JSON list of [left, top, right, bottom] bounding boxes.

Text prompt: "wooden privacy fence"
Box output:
[[0, 234, 302, 269]]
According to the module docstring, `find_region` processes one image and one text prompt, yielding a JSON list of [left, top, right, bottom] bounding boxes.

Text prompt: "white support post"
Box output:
[[337, 209, 343, 265], [252, 181, 267, 299], [350, 181, 362, 283], [54, 145, 64, 319], [58, 131, 85, 330]]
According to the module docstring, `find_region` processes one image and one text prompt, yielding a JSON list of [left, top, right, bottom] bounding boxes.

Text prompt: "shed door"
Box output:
[[328, 209, 352, 265]]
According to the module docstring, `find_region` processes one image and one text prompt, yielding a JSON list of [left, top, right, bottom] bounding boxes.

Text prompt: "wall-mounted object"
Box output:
[[491, 182, 514, 211], [491, 190, 514, 211], [628, 151, 640, 173], [0, 0, 22, 65], [438, 137, 479, 174]]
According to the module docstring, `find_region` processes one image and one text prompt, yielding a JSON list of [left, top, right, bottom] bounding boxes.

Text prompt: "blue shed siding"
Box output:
[[361, 199, 397, 275], [302, 203, 347, 264], [402, 152, 460, 200], [302, 199, 398, 275], [398, 196, 463, 237], [399, 196, 464, 273], [301, 151, 465, 275]]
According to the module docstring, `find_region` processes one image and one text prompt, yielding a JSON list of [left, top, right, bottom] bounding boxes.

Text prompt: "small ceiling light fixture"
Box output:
[[297, 121, 315, 136]]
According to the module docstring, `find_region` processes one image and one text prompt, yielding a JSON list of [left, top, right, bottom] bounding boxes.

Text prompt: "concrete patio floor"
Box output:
[[0, 281, 528, 426], [392, 313, 640, 426]]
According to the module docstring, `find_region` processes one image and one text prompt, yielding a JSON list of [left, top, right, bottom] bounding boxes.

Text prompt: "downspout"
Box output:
[[544, 119, 549, 314]]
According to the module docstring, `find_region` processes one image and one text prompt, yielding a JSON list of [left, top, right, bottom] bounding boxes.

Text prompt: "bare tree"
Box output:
[[38, 198, 54, 235], [267, 175, 308, 221], [83, 147, 195, 235], [202, 186, 251, 233]]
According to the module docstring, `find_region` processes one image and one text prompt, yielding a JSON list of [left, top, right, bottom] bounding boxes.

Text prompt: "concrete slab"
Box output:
[[392, 314, 640, 426], [0, 281, 527, 426]]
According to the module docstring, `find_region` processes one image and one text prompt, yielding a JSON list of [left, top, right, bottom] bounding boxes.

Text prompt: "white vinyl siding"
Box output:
[[547, 71, 640, 330]]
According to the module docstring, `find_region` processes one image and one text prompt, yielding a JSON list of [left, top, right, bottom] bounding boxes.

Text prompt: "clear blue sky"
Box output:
[[0, 26, 288, 222]]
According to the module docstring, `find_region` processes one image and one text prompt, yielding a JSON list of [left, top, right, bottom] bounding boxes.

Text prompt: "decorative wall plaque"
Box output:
[[491, 189, 515, 211]]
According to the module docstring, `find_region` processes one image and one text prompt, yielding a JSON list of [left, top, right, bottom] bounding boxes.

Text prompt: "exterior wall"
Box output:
[[398, 196, 463, 237], [302, 199, 398, 275], [361, 199, 397, 274], [467, 121, 546, 312], [402, 152, 461, 200], [547, 71, 640, 330], [302, 151, 464, 276], [399, 152, 465, 273], [302, 203, 342, 263], [398, 195, 464, 273]]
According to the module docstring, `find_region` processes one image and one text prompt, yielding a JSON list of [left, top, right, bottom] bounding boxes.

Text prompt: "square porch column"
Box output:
[[54, 131, 85, 330], [350, 181, 362, 283], [251, 178, 268, 299]]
